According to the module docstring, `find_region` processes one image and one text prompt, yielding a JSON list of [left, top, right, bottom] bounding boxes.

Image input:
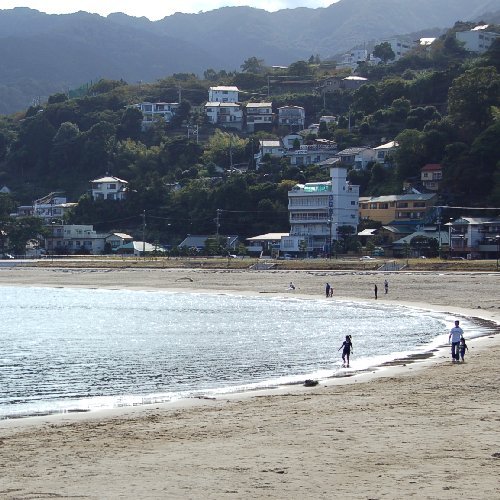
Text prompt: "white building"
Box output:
[[278, 106, 305, 131], [90, 176, 128, 201], [208, 86, 239, 103], [45, 224, 107, 255], [245, 102, 273, 132], [254, 140, 284, 169], [337, 147, 376, 169], [205, 102, 243, 130], [282, 133, 304, 150], [336, 48, 368, 71], [280, 166, 359, 255], [13, 192, 77, 222], [136, 102, 179, 127], [373, 140, 398, 165], [287, 143, 338, 166], [447, 217, 500, 259], [456, 26, 500, 54], [371, 37, 415, 63]]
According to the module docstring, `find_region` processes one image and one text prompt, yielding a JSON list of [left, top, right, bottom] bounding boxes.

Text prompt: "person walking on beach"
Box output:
[[325, 282, 331, 298], [449, 320, 464, 362], [384, 279, 388, 294], [338, 335, 353, 367], [374, 284, 378, 299], [459, 337, 469, 362]]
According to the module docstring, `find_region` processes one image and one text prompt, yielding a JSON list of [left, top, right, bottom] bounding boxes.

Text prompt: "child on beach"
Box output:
[[338, 335, 353, 368], [460, 337, 469, 362]]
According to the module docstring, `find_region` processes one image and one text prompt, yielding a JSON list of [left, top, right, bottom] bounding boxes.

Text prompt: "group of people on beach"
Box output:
[[338, 319, 469, 370], [373, 280, 389, 299], [449, 320, 469, 362]]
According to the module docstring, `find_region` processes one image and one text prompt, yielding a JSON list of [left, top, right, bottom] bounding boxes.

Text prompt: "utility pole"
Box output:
[[178, 85, 182, 102], [215, 209, 221, 240], [142, 210, 146, 258]]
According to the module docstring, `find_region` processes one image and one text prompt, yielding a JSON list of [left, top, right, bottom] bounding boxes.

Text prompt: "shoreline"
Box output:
[[1, 267, 499, 498]]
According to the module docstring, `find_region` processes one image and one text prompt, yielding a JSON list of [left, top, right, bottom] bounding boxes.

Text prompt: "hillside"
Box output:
[[0, 0, 499, 113]]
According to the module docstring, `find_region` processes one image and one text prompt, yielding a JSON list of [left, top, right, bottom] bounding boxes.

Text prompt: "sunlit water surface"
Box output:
[[0, 286, 477, 419]]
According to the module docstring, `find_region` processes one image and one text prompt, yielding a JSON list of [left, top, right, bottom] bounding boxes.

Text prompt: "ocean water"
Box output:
[[0, 286, 471, 419]]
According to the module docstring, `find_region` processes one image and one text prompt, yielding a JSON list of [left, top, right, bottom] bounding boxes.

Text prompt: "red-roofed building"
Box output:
[[421, 164, 442, 191]]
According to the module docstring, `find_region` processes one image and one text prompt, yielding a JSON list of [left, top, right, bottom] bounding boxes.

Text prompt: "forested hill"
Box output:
[[1, 0, 500, 113], [0, 19, 499, 252]]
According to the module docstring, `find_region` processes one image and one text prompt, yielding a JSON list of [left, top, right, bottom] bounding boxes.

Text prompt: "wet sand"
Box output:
[[0, 267, 499, 499]]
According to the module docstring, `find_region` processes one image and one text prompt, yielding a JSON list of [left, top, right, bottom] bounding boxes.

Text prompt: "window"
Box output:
[[397, 202, 408, 208], [108, 184, 116, 190], [379, 203, 388, 209], [413, 202, 425, 208]]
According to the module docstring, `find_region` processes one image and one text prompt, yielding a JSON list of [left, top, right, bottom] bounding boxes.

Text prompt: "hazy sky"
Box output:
[[1, 1, 338, 21]]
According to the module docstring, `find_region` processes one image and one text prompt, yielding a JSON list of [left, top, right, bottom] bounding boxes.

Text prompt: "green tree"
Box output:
[[373, 42, 396, 64], [241, 56, 266, 74], [448, 66, 500, 132]]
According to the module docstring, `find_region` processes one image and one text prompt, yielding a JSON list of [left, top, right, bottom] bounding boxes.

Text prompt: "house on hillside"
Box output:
[[287, 143, 338, 166], [245, 102, 273, 132], [336, 49, 368, 71], [456, 26, 500, 54], [205, 102, 243, 130], [12, 192, 77, 222], [278, 106, 305, 131], [136, 102, 179, 128], [337, 147, 376, 169], [421, 164, 443, 191], [90, 176, 128, 201], [282, 133, 303, 150], [373, 140, 398, 165], [208, 86, 239, 103]]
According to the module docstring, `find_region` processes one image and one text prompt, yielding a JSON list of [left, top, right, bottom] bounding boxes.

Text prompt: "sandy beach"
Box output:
[[0, 266, 499, 499]]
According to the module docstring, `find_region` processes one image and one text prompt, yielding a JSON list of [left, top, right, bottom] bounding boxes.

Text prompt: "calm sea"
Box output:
[[0, 286, 472, 419]]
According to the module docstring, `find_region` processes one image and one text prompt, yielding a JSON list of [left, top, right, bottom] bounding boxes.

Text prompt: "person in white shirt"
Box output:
[[448, 320, 464, 362]]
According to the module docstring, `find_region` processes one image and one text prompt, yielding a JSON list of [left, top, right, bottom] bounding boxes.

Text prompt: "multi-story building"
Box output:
[[421, 164, 443, 191], [371, 37, 415, 63], [45, 224, 107, 255], [336, 49, 368, 71], [245, 102, 273, 132], [359, 193, 437, 225], [448, 217, 500, 259], [373, 140, 398, 165], [280, 166, 359, 255], [277, 106, 305, 131], [287, 143, 338, 166], [337, 147, 376, 169], [208, 86, 239, 103], [13, 192, 77, 222], [90, 176, 128, 201], [456, 26, 500, 54], [205, 102, 243, 130], [136, 102, 179, 128]]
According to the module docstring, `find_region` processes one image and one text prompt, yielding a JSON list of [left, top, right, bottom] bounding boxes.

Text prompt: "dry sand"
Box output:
[[0, 266, 499, 499]]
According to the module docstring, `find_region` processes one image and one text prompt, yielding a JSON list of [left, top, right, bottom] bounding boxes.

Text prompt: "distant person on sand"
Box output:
[[288, 281, 295, 290], [374, 284, 378, 299], [459, 337, 469, 362], [448, 320, 464, 362], [338, 335, 353, 367], [384, 279, 388, 294], [329, 286, 333, 298], [325, 282, 331, 298]]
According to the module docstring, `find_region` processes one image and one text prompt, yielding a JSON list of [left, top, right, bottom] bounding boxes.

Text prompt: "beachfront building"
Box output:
[[280, 165, 359, 255], [246, 232, 289, 256], [45, 224, 108, 255], [359, 193, 438, 225], [90, 175, 128, 201], [447, 217, 500, 259]]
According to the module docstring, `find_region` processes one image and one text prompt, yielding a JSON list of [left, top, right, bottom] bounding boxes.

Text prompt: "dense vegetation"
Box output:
[[0, 23, 499, 251]]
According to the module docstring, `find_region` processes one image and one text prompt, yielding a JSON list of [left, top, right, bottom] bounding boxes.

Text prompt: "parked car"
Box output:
[[2, 253, 14, 259], [359, 256, 375, 261]]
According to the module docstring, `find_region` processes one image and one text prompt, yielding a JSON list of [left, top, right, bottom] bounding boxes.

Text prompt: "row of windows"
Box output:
[[361, 201, 427, 209]]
